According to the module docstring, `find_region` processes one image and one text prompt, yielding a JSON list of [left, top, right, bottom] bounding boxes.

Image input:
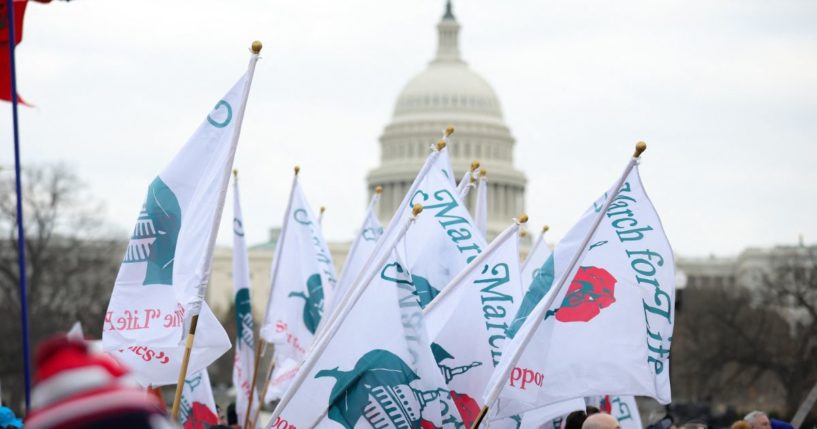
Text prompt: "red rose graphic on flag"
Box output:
[[555, 266, 616, 322], [450, 391, 481, 427], [183, 402, 219, 429]]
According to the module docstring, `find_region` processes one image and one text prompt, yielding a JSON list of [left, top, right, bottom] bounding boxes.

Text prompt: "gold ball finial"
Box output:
[[479, 168, 487, 177], [435, 139, 447, 151], [294, 165, 300, 175], [375, 185, 383, 194], [320, 206, 326, 215], [444, 126, 455, 137], [232, 168, 238, 177], [518, 213, 529, 224], [470, 160, 480, 171], [251, 40, 263, 54], [634, 141, 647, 158], [520, 229, 528, 238], [542, 224, 550, 234], [412, 203, 424, 217]]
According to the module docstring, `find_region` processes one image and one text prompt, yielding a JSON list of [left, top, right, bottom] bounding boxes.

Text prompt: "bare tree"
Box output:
[[0, 164, 122, 412], [672, 247, 817, 421]]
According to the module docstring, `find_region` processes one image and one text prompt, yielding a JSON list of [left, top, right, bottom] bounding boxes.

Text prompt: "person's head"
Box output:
[[586, 406, 601, 416], [565, 410, 588, 429], [24, 335, 173, 429], [745, 411, 771, 429], [582, 413, 620, 429], [732, 421, 753, 429]]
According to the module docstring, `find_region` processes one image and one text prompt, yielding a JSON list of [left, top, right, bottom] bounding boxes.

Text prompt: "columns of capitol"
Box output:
[[365, 1, 527, 239]]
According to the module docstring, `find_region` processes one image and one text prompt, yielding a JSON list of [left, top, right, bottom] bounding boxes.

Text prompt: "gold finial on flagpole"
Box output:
[[542, 224, 550, 234], [375, 185, 383, 194], [445, 126, 455, 137], [634, 141, 647, 158], [520, 229, 528, 238], [320, 206, 326, 215], [251, 40, 263, 54], [517, 213, 529, 224], [232, 169, 238, 177], [479, 167, 487, 177], [470, 160, 480, 171], [436, 139, 447, 151], [412, 203, 424, 217], [294, 165, 300, 175]]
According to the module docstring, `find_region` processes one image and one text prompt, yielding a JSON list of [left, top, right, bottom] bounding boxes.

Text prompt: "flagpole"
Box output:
[[243, 337, 264, 429], [4, 0, 32, 412], [422, 214, 527, 314], [170, 40, 262, 421], [471, 142, 648, 429], [262, 204, 425, 429]]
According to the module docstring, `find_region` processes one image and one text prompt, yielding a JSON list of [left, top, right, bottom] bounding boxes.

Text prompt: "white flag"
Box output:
[[520, 228, 552, 296], [474, 172, 488, 238], [232, 176, 259, 426], [331, 191, 383, 311], [265, 247, 452, 428], [260, 174, 337, 398], [488, 163, 675, 417], [103, 69, 256, 386], [179, 370, 219, 428], [422, 220, 525, 426]]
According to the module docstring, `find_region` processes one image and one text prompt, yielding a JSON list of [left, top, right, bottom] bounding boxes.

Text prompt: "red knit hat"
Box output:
[[25, 336, 174, 429]]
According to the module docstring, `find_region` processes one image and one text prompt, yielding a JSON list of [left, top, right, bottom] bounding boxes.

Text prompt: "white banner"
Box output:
[[490, 164, 675, 417], [103, 72, 253, 386]]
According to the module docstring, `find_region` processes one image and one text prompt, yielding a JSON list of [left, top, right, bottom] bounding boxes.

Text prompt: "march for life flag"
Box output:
[[331, 191, 383, 310], [179, 370, 219, 429], [520, 228, 552, 296], [266, 249, 453, 429], [489, 164, 674, 417], [422, 221, 524, 425], [231, 177, 259, 426], [103, 73, 252, 386], [260, 174, 337, 399]]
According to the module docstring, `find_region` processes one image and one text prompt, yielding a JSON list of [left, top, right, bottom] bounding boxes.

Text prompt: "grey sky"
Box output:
[[3, 0, 816, 257]]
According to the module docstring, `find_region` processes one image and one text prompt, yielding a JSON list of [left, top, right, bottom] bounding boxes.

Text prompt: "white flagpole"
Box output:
[[170, 40, 263, 420], [472, 142, 648, 429], [262, 204, 425, 429], [422, 214, 527, 315]]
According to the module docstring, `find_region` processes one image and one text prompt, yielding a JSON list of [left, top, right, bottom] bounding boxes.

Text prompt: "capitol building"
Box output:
[[207, 2, 529, 318]]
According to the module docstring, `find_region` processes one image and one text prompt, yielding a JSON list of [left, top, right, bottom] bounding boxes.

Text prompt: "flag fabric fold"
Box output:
[[103, 71, 255, 386]]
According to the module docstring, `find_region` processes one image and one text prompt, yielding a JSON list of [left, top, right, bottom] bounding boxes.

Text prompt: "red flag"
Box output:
[[0, 0, 28, 104]]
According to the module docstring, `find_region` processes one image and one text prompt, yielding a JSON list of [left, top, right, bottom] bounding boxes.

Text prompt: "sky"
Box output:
[[2, 0, 816, 258]]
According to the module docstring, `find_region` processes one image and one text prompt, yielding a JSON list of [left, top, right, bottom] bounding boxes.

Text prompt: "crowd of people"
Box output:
[[0, 334, 799, 429]]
